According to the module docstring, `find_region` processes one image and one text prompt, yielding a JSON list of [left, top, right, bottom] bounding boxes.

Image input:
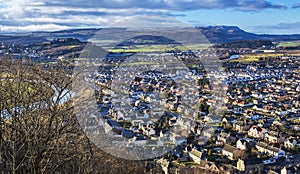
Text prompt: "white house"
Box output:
[[248, 126, 268, 139], [237, 138, 255, 151], [284, 137, 300, 150]]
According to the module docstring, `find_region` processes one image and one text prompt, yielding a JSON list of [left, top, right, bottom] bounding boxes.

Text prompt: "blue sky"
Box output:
[[0, 0, 299, 34]]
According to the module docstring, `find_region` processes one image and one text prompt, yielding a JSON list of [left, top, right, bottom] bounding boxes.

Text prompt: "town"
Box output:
[[1, 37, 300, 174], [80, 40, 300, 173]]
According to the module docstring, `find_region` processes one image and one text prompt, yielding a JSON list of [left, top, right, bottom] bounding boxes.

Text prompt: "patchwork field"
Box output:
[[108, 44, 211, 52]]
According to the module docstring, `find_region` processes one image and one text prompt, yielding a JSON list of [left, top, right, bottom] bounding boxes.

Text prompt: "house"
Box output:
[[272, 117, 289, 127], [261, 121, 272, 129], [222, 144, 238, 160], [177, 161, 221, 174], [256, 142, 285, 157], [233, 121, 252, 133], [249, 115, 263, 121], [189, 149, 202, 164], [217, 132, 237, 145], [201, 126, 215, 139], [219, 164, 237, 174], [284, 137, 300, 150], [146, 128, 156, 137], [237, 158, 264, 174], [237, 138, 255, 151], [172, 136, 187, 145], [264, 131, 285, 144], [222, 116, 237, 128], [204, 162, 220, 173], [233, 121, 245, 132], [281, 166, 300, 174], [248, 125, 267, 139]]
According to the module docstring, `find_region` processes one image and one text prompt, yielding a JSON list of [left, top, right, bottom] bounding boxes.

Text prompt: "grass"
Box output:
[[72, 58, 89, 61], [88, 37, 211, 52], [231, 56, 261, 62], [119, 61, 157, 66], [87, 39, 116, 44], [40, 62, 58, 65], [230, 53, 285, 62], [108, 44, 210, 53], [277, 41, 300, 47]]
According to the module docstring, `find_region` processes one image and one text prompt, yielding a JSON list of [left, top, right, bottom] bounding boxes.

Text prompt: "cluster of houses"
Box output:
[[183, 55, 300, 173], [83, 52, 208, 155], [79, 59, 199, 164], [2, 36, 300, 173], [80, 47, 300, 173], [0, 38, 85, 63]]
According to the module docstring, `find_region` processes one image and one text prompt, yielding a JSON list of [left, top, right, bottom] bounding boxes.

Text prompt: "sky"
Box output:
[[0, 0, 299, 34]]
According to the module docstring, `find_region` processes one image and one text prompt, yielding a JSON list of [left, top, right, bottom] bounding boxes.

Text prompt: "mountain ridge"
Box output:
[[1, 26, 300, 44]]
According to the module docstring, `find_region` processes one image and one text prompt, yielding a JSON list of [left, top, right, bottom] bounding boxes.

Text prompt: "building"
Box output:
[[256, 142, 285, 157], [222, 144, 238, 160], [237, 158, 264, 174], [264, 131, 285, 144], [281, 166, 300, 174], [248, 125, 267, 139], [189, 149, 202, 164], [284, 137, 300, 150], [236, 138, 255, 151]]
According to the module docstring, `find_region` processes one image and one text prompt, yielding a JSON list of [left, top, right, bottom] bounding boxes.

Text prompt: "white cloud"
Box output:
[[19, 16, 109, 25], [0, 24, 71, 32], [0, 0, 287, 32]]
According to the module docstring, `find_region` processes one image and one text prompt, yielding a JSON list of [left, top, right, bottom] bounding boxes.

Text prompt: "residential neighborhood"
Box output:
[[2, 0, 300, 173], [1, 37, 300, 173], [79, 44, 300, 173]]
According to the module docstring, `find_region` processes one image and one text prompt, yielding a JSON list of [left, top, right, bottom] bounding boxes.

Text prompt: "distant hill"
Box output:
[[197, 26, 261, 43], [213, 40, 274, 49], [0, 28, 98, 45], [197, 26, 300, 43], [1, 26, 300, 45], [0, 35, 47, 45]]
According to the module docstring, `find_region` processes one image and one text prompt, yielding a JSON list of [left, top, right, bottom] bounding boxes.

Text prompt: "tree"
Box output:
[[0, 58, 156, 173]]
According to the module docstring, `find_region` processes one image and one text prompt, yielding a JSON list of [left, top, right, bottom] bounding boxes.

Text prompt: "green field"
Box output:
[[72, 58, 89, 61], [119, 61, 157, 66], [229, 53, 285, 62], [108, 44, 211, 53], [277, 41, 300, 47]]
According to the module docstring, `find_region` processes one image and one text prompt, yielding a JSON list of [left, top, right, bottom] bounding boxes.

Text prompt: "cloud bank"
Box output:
[[0, 0, 288, 32], [250, 22, 300, 34]]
